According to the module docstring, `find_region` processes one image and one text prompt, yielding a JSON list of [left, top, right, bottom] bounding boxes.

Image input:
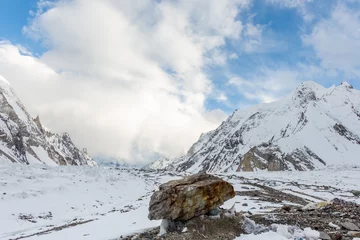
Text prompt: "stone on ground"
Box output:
[[148, 173, 235, 221], [340, 221, 360, 231], [319, 231, 331, 240]]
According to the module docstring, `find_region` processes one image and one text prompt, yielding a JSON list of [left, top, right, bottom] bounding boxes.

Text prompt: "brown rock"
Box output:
[[282, 205, 291, 212], [347, 231, 360, 237], [148, 173, 235, 221]]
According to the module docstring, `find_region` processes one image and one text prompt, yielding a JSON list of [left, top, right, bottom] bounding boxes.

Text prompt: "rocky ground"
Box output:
[[249, 198, 360, 240], [121, 200, 360, 240], [120, 215, 244, 240], [121, 172, 360, 240]]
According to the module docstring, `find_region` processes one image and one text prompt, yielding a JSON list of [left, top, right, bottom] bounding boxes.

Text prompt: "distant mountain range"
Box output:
[[93, 156, 136, 169], [0, 75, 95, 166], [149, 81, 360, 172]]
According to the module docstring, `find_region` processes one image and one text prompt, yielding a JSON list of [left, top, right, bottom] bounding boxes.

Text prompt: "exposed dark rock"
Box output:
[[334, 123, 360, 145], [122, 214, 243, 240], [351, 190, 360, 197], [237, 144, 325, 172]]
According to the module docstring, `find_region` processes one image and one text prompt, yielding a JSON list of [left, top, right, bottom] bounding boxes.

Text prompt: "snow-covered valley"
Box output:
[[0, 75, 359, 239], [2, 0, 360, 239], [1, 164, 360, 240]]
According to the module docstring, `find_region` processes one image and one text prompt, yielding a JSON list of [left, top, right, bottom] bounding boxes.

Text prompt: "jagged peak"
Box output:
[[34, 115, 45, 134], [33, 115, 53, 135], [61, 132, 72, 140], [291, 81, 323, 105], [339, 80, 353, 89], [296, 81, 324, 91], [34, 115, 42, 126]]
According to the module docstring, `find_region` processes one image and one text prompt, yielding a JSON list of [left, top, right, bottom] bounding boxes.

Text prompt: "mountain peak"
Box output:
[[292, 81, 323, 105], [340, 80, 353, 89], [296, 81, 324, 91], [155, 80, 360, 173]]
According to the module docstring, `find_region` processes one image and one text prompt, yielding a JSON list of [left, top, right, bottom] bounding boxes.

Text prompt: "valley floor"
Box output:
[[0, 164, 359, 240]]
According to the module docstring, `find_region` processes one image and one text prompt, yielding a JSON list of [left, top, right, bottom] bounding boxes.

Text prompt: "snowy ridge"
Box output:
[[154, 81, 360, 173], [0, 75, 96, 166], [146, 157, 172, 170]]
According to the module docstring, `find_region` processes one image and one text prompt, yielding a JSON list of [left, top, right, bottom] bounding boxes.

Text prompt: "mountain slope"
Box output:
[[0, 75, 96, 166], [156, 81, 360, 173], [145, 157, 172, 170]]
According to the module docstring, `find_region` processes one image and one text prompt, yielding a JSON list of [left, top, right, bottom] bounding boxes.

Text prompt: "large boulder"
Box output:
[[148, 173, 235, 221]]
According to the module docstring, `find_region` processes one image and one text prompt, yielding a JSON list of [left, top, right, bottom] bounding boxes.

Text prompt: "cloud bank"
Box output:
[[0, 0, 254, 163]]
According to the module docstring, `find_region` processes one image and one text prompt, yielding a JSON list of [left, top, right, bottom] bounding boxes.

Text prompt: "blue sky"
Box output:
[[0, 0, 359, 162], [203, 0, 359, 113], [0, 0, 39, 51]]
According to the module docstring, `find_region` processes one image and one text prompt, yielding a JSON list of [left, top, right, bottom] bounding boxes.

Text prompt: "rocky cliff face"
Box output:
[[153, 81, 360, 172], [236, 143, 325, 172], [0, 75, 96, 166]]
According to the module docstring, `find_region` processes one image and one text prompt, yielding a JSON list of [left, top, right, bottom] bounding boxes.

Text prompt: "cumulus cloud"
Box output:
[[0, 0, 255, 163], [229, 53, 239, 60], [216, 92, 228, 102], [235, 18, 282, 54], [228, 68, 304, 103], [242, 23, 263, 53], [303, 3, 360, 78]]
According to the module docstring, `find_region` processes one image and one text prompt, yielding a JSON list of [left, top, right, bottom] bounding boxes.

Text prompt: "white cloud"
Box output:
[[303, 3, 360, 77], [216, 92, 228, 102], [229, 53, 239, 60], [228, 68, 302, 103], [242, 23, 263, 53], [236, 20, 281, 54], [207, 49, 228, 66], [0, 41, 228, 164], [1, 0, 255, 163]]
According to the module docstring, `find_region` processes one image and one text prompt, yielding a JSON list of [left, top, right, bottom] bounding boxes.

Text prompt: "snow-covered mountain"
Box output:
[[0, 75, 96, 166], [152, 81, 360, 173], [145, 157, 172, 170]]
